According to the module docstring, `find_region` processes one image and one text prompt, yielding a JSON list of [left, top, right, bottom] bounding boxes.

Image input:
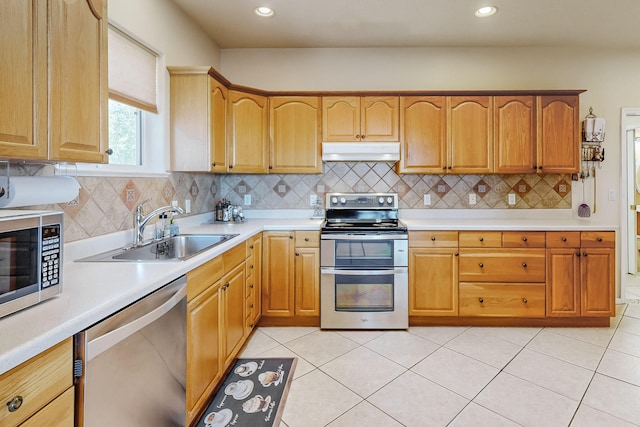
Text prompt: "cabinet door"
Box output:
[[581, 248, 615, 317], [494, 96, 536, 173], [270, 97, 322, 173], [210, 76, 228, 172], [397, 96, 446, 173], [223, 263, 246, 366], [49, 0, 107, 163], [295, 247, 320, 316], [262, 232, 295, 317], [537, 95, 580, 173], [186, 282, 221, 422], [361, 96, 399, 141], [169, 70, 212, 171], [322, 96, 360, 141], [447, 96, 493, 173], [228, 90, 268, 173], [546, 248, 580, 317], [0, 0, 47, 160], [409, 248, 459, 316]]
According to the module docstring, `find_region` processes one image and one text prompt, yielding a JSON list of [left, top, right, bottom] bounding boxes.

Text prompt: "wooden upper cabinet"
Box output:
[[447, 96, 493, 173], [397, 96, 446, 173], [0, 0, 47, 160], [494, 96, 536, 173], [228, 90, 269, 173], [322, 96, 399, 142], [169, 69, 228, 172], [537, 95, 580, 173], [269, 96, 322, 173], [49, 0, 108, 163]]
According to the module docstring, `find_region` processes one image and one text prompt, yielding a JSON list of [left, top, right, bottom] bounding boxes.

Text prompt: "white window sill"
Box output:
[[56, 163, 170, 178]]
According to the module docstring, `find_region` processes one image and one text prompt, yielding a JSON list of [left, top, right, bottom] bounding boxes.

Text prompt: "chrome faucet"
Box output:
[[133, 199, 184, 246]]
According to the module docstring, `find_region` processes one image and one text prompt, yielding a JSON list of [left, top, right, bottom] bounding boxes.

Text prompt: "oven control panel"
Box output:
[[326, 193, 398, 209]]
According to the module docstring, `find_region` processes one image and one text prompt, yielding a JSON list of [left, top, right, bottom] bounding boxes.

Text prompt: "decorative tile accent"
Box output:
[[513, 179, 531, 196], [121, 180, 140, 210], [554, 180, 570, 197]]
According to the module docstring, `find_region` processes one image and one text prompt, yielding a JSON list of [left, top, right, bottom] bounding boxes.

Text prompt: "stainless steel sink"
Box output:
[[77, 234, 239, 262]]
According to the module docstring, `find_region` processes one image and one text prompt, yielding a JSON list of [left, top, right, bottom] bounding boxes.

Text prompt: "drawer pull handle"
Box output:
[[431, 236, 436, 241], [522, 263, 527, 268], [479, 263, 484, 268], [522, 298, 528, 304], [7, 396, 23, 412], [562, 237, 567, 242], [479, 297, 484, 303], [522, 237, 528, 242], [597, 237, 603, 242], [479, 237, 484, 242]]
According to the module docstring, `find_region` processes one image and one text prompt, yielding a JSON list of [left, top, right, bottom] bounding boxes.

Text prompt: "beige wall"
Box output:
[[220, 47, 640, 228]]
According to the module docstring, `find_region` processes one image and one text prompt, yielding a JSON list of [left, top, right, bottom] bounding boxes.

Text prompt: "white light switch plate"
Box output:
[[423, 194, 431, 206], [508, 193, 516, 205], [244, 194, 252, 205], [469, 193, 477, 205]]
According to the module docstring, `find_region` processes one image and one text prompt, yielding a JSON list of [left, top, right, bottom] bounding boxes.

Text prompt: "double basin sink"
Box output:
[[77, 234, 239, 262]]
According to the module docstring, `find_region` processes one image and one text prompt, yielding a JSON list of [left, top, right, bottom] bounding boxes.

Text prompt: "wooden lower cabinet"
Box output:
[[409, 248, 459, 316], [459, 283, 545, 317], [546, 231, 615, 317], [0, 338, 73, 427], [222, 262, 246, 367], [261, 231, 320, 323]]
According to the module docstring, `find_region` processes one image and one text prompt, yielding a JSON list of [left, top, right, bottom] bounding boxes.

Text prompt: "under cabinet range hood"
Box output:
[[321, 142, 400, 162]]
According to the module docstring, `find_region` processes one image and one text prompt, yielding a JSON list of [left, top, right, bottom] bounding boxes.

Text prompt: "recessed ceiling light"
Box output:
[[254, 6, 274, 17], [475, 6, 498, 17]]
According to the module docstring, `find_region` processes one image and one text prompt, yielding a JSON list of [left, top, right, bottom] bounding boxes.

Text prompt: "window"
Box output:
[[71, 24, 166, 176]]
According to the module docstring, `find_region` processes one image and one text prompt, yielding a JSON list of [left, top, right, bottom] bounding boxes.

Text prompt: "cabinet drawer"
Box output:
[[459, 231, 502, 248], [581, 231, 615, 248], [295, 231, 320, 248], [188, 256, 223, 301], [246, 234, 261, 257], [502, 231, 545, 248], [459, 249, 545, 282], [546, 231, 580, 248], [21, 386, 74, 427], [223, 243, 246, 270], [459, 283, 545, 317], [0, 338, 72, 427], [409, 231, 458, 248]]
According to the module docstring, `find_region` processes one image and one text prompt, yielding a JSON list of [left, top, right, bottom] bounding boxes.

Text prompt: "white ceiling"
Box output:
[[170, 0, 640, 49]]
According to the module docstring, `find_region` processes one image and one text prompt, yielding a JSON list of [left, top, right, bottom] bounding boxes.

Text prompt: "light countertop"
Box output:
[[0, 211, 617, 373]]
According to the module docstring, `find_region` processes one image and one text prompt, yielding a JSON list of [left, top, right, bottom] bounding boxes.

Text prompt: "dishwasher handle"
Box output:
[[87, 277, 187, 361]]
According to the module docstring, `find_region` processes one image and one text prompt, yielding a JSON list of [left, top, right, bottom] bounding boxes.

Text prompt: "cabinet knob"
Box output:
[[479, 263, 484, 268], [532, 166, 537, 170], [447, 166, 452, 170], [249, 304, 254, 308], [522, 237, 528, 242], [442, 166, 447, 170], [479, 297, 484, 303], [295, 252, 299, 256], [289, 235, 294, 239], [7, 396, 23, 412], [229, 165, 234, 169], [250, 245, 254, 249], [269, 165, 273, 169], [250, 264, 254, 269], [562, 237, 567, 242], [356, 134, 361, 139], [249, 284, 254, 288], [576, 251, 581, 257], [479, 237, 484, 242], [522, 263, 527, 268], [431, 236, 436, 241], [538, 166, 543, 170], [305, 237, 310, 242], [455, 253, 459, 257], [361, 135, 366, 139], [583, 252, 588, 257], [597, 237, 603, 242], [522, 298, 528, 304], [105, 148, 114, 155]]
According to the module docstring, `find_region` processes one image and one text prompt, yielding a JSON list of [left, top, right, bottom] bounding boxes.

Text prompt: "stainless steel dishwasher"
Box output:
[[75, 275, 187, 426]]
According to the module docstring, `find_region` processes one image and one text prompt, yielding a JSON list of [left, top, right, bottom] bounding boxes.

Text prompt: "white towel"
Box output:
[[592, 118, 605, 141]]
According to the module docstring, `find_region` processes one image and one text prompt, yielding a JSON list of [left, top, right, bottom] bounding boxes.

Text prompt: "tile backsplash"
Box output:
[[10, 162, 570, 242]]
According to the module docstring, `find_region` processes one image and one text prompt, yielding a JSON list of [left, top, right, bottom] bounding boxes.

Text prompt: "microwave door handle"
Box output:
[[86, 279, 186, 362], [321, 268, 408, 275]]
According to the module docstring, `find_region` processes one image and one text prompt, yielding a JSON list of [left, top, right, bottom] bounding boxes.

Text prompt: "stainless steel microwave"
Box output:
[[0, 210, 63, 318]]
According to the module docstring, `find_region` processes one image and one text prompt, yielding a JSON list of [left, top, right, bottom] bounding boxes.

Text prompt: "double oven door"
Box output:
[[320, 234, 408, 329]]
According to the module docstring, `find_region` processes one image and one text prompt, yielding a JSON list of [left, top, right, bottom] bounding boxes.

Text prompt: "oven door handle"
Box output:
[[321, 268, 408, 275], [321, 234, 408, 241]]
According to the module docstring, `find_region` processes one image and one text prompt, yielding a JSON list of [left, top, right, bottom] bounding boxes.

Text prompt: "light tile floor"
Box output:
[[239, 303, 640, 427]]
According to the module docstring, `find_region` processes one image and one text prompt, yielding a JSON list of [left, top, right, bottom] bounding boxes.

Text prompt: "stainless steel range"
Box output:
[[320, 193, 408, 330]]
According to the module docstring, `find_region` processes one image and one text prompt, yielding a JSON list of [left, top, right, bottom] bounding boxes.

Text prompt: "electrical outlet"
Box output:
[[423, 194, 431, 206], [244, 194, 252, 205], [310, 194, 318, 205], [608, 189, 615, 201], [185, 199, 191, 214], [508, 193, 516, 205], [469, 193, 477, 205]]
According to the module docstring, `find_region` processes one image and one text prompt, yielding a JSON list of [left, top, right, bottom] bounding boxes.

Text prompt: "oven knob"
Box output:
[[331, 197, 338, 205], [340, 197, 346, 204], [387, 197, 393, 205], [378, 197, 384, 204]]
